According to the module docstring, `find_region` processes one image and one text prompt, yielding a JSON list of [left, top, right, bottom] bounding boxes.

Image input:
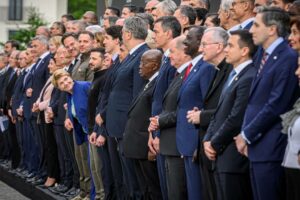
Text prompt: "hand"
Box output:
[[26, 88, 33, 97], [96, 135, 106, 147], [95, 114, 103, 126], [16, 107, 23, 116], [64, 103, 68, 110], [32, 102, 39, 112], [46, 107, 54, 118], [148, 133, 156, 155], [64, 118, 73, 131], [186, 107, 200, 124], [152, 137, 160, 154], [234, 134, 247, 156], [148, 116, 159, 132], [89, 132, 97, 145], [203, 141, 216, 160]]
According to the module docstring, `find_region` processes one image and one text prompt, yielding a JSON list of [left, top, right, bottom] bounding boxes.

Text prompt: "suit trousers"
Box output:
[[213, 171, 252, 200], [73, 134, 91, 196], [15, 120, 25, 169], [24, 118, 39, 173], [165, 156, 187, 200], [89, 143, 105, 199], [8, 120, 20, 169], [250, 162, 285, 200], [156, 153, 168, 200], [285, 167, 300, 200], [184, 156, 202, 200]]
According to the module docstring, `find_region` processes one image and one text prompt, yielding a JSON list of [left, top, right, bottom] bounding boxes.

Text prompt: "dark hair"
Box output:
[[78, 30, 95, 40], [90, 47, 105, 58], [61, 14, 75, 21], [291, 16, 300, 31], [195, 8, 208, 25], [178, 5, 197, 25], [288, 0, 300, 16], [155, 16, 182, 38], [107, 7, 120, 17], [257, 6, 290, 37], [5, 40, 20, 50], [135, 13, 154, 30], [123, 4, 138, 13], [105, 25, 123, 41], [62, 32, 78, 45], [205, 13, 220, 26], [105, 16, 119, 26], [230, 29, 257, 57], [283, 0, 296, 3], [52, 21, 66, 35]]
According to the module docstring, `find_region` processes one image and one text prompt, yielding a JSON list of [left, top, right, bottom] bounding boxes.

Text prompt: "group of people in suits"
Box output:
[[1, 0, 300, 200]]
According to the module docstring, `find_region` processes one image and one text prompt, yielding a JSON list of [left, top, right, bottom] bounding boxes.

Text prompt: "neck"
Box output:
[[127, 40, 144, 51], [162, 40, 172, 52], [210, 53, 226, 66], [239, 14, 255, 24], [262, 36, 278, 50], [232, 57, 250, 68]]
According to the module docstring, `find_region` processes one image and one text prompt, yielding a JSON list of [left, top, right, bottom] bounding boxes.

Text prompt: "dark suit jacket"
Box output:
[[11, 70, 27, 117], [4, 70, 18, 113], [159, 70, 186, 156], [204, 63, 256, 173], [242, 41, 299, 162], [176, 59, 215, 156], [123, 77, 156, 159], [1, 68, 16, 114], [106, 43, 149, 138]]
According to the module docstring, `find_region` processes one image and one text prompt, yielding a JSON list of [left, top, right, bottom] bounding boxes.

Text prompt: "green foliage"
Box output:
[[68, 0, 97, 19], [10, 7, 47, 49]]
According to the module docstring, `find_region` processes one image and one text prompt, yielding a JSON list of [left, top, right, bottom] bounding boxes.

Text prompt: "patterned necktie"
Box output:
[[257, 51, 268, 77], [184, 63, 193, 80]]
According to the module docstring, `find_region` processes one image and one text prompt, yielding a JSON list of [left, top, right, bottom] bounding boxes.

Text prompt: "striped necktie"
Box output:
[[257, 51, 268, 77]]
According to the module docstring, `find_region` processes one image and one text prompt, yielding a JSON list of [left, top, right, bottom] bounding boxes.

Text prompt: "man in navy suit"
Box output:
[[230, 0, 255, 30], [235, 7, 299, 200], [203, 30, 256, 200], [149, 16, 181, 200], [105, 16, 149, 199]]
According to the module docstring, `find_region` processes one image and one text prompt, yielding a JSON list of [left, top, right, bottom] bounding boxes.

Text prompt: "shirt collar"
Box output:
[[130, 42, 146, 55], [149, 71, 159, 82], [191, 54, 203, 67], [227, 24, 240, 34], [177, 61, 190, 73], [164, 49, 170, 57], [233, 60, 252, 76], [112, 53, 118, 61], [39, 51, 50, 60], [26, 63, 35, 72], [240, 17, 254, 29], [265, 37, 284, 56]]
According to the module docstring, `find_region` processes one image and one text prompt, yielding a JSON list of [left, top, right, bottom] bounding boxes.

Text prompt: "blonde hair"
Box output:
[[52, 68, 71, 88], [49, 36, 63, 48]]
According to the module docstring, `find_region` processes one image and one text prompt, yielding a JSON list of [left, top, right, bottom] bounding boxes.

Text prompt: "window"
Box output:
[[9, 0, 23, 21]]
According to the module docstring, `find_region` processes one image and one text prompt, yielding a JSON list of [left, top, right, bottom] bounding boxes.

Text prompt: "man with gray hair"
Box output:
[[186, 27, 232, 200], [230, 0, 256, 29], [70, 20, 88, 34], [152, 0, 177, 21], [218, 0, 240, 32], [105, 16, 150, 199]]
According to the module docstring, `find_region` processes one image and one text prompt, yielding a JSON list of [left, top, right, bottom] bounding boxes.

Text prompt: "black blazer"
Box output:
[[4, 70, 18, 113], [123, 77, 156, 159], [204, 63, 256, 173], [159, 70, 186, 156]]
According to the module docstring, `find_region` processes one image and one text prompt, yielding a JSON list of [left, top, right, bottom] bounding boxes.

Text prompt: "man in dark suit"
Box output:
[[149, 16, 181, 200], [105, 16, 149, 199], [123, 49, 162, 200], [235, 7, 299, 200], [149, 36, 192, 200], [230, 0, 255, 30], [187, 27, 232, 200], [203, 30, 256, 200]]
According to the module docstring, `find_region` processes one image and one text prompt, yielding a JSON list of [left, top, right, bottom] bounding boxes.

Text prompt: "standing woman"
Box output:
[[32, 57, 59, 186], [281, 16, 300, 200]]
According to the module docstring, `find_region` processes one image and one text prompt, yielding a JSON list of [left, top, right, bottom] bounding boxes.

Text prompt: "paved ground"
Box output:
[[0, 180, 29, 200]]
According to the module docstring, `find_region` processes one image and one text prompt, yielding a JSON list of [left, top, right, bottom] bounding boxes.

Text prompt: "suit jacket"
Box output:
[[243, 20, 253, 30], [123, 77, 156, 159], [106, 43, 149, 138], [176, 59, 215, 156], [159, 70, 186, 156], [0, 67, 13, 111], [242, 41, 299, 162], [204, 63, 256, 173], [72, 53, 94, 82], [49, 88, 67, 125], [67, 81, 91, 145], [3, 68, 18, 113], [11, 70, 27, 117]]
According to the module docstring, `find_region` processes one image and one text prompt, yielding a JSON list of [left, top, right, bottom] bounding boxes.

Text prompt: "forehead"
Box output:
[[79, 34, 92, 40], [5, 43, 12, 47]]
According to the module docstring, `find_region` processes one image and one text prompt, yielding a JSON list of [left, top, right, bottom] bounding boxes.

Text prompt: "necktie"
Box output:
[[184, 63, 193, 80], [257, 51, 268, 77], [220, 70, 237, 99]]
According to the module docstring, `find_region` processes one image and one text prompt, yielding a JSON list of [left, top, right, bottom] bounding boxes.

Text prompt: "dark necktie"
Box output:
[[184, 63, 193, 80], [220, 70, 236, 99], [257, 51, 268, 77]]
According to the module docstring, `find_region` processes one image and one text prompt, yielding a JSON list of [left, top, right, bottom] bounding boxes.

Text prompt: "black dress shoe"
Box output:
[[25, 172, 35, 179], [31, 178, 45, 186], [26, 176, 38, 183]]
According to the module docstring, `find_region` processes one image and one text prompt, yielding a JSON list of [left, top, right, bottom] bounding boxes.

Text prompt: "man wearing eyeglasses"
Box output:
[[230, 0, 256, 30]]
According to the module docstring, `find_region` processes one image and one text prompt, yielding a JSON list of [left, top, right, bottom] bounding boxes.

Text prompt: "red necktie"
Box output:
[[184, 63, 193, 80]]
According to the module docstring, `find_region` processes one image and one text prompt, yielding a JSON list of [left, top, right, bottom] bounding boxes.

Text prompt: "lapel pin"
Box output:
[[235, 77, 238, 81], [273, 56, 277, 60]]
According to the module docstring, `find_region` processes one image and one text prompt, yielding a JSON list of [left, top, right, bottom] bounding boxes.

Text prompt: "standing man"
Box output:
[[230, 0, 255, 29], [203, 30, 256, 200], [235, 7, 299, 200]]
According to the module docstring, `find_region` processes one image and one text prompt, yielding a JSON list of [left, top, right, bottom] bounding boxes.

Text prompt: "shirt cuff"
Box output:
[[241, 131, 251, 144]]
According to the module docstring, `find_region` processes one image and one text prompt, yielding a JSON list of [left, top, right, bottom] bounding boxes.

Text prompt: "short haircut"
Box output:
[[62, 14, 75, 21], [205, 27, 229, 46], [220, 0, 234, 11], [123, 16, 148, 40], [205, 13, 220, 26], [107, 7, 120, 17], [5, 40, 20, 50], [52, 68, 71, 88], [105, 16, 119, 26], [78, 30, 95, 40], [31, 35, 49, 46], [135, 13, 154, 30], [105, 25, 123, 41], [155, 16, 182, 38], [178, 5, 197, 25], [52, 21, 66, 34], [195, 8, 208, 25], [256, 6, 290, 37], [230, 29, 257, 57], [90, 47, 105, 58], [156, 0, 177, 16], [291, 16, 300, 32], [123, 4, 138, 13], [62, 32, 78, 45], [72, 20, 88, 32]]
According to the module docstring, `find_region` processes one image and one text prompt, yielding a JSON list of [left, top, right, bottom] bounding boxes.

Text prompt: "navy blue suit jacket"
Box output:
[[106, 44, 149, 138], [176, 58, 215, 156], [242, 41, 299, 162]]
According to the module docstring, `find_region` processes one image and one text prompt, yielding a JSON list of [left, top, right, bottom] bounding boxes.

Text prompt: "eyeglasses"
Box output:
[[232, 0, 248, 7], [200, 42, 220, 48]]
